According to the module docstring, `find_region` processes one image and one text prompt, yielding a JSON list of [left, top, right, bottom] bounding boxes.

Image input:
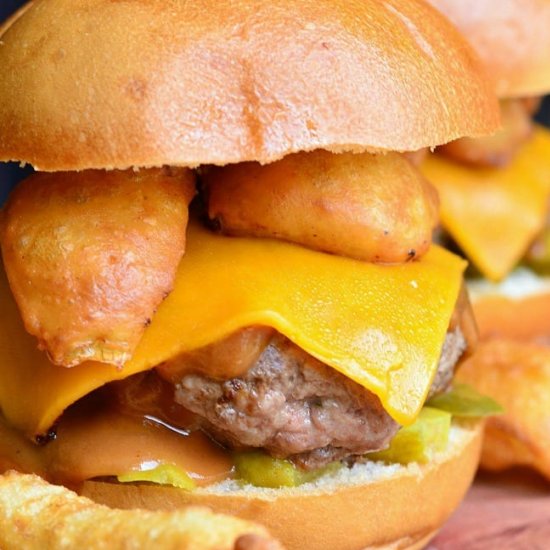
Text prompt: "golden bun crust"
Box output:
[[0, 471, 282, 550], [81, 421, 482, 550], [427, 0, 550, 98], [0, 0, 498, 171]]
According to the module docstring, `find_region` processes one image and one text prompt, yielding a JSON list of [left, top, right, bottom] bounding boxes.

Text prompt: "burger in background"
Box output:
[[0, 1, 500, 549], [424, 0, 550, 480]]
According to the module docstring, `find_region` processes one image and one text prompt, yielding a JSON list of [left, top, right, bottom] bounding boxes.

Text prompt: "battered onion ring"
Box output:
[[0, 167, 195, 368], [204, 150, 438, 263]]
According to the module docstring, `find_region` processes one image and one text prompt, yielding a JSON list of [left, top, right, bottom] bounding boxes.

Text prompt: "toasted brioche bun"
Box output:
[[80, 420, 482, 550], [0, 0, 499, 171], [427, 0, 550, 98], [0, 471, 282, 550]]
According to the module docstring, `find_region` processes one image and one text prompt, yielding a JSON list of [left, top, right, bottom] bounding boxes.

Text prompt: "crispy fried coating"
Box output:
[[403, 148, 429, 167], [458, 340, 550, 480], [157, 326, 275, 383], [439, 98, 537, 167], [0, 471, 282, 550], [0, 168, 195, 368], [204, 150, 438, 263]]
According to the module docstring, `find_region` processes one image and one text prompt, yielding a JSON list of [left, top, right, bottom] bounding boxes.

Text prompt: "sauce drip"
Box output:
[[0, 372, 234, 487]]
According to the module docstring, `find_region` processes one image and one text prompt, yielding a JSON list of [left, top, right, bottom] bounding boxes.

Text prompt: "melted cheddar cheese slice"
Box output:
[[422, 126, 550, 282], [0, 222, 465, 436]]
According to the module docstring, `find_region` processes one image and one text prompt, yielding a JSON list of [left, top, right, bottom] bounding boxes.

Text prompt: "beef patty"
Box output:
[[172, 328, 466, 469]]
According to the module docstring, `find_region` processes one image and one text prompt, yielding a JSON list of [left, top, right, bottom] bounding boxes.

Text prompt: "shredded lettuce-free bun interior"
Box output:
[[0, 0, 499, 171], [82, 420, 483, 550]]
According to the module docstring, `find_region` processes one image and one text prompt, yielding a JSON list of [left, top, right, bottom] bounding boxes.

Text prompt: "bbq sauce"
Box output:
[[0, 372, 234, 487]]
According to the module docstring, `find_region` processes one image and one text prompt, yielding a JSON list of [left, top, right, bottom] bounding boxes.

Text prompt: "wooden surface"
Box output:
[[430, 470, 550, 549]]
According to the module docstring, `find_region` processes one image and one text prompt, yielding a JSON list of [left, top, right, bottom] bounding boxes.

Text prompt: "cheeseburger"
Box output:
[[425, 0, 550, 480], [0, 1, 499, 549]]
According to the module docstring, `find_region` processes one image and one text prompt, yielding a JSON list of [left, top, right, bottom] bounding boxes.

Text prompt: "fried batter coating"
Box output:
[[157, 326, 275, 383], [0, 471, 282, 550], [0, 168, 195, 368], [204, 150, 438, 263], [458, 340, 550, 480], [403, 148, 429, 167], [439, 98, 538, 167]]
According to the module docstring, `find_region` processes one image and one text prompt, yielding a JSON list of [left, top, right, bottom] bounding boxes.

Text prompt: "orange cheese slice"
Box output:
[[422, 126, 550, 282], [0, 222, 465, 436]]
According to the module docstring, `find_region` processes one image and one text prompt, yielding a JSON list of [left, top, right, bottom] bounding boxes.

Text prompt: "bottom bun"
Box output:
[[81, 419, 482, 550]]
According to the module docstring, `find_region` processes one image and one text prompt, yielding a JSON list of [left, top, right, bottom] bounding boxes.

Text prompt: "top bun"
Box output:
[[0, 0, 499, 171], [427, 0, 550, 98]]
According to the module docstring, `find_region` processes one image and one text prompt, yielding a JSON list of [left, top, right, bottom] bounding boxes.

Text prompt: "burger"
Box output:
[[424, 0, 550, 480], [0, 1, 500, 548]]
